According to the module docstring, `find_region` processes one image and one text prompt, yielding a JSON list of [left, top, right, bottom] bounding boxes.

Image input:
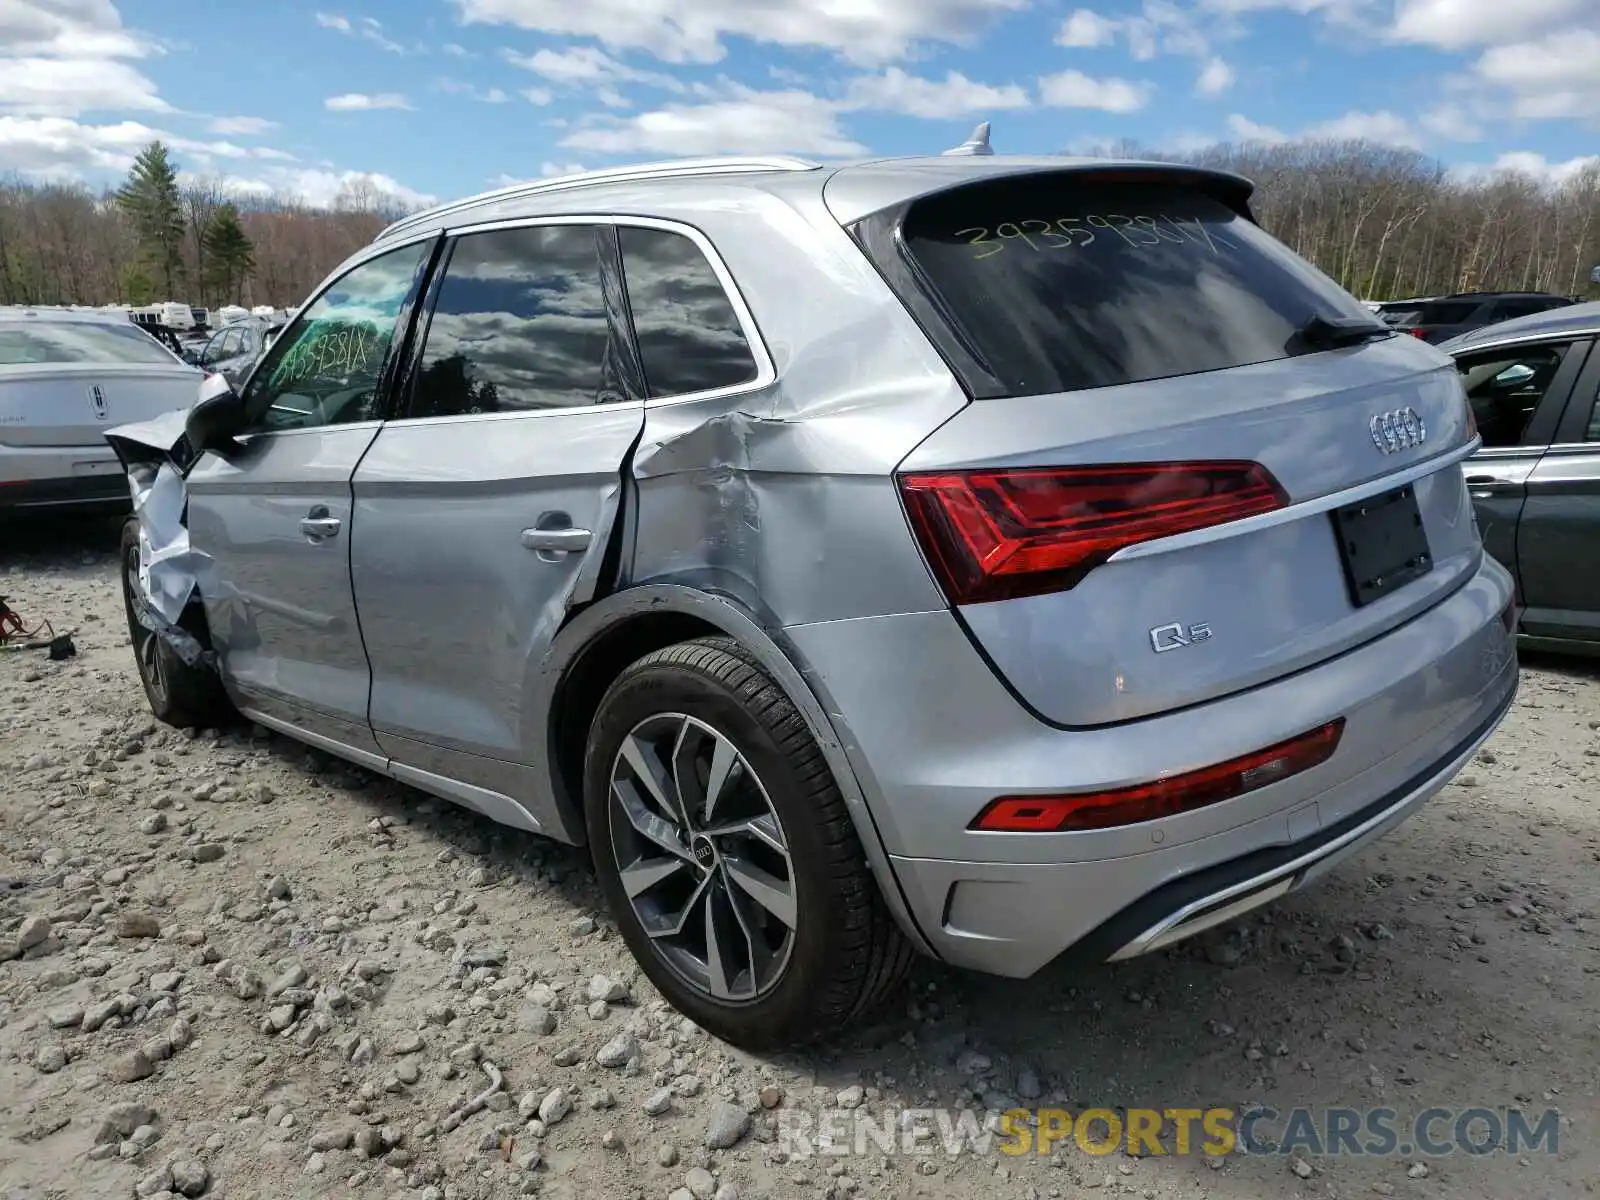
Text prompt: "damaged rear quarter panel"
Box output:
[[625, 187, 967, 625]]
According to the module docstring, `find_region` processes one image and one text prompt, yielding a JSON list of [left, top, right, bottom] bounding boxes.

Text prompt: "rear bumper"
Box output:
[[786, 553, 1517, 976], [0, 445, 129, 510]]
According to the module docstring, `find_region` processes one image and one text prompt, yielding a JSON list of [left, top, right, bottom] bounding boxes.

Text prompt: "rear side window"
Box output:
[[410, 225, 615, 417], [0, 321, 178, 366], [618, 226, 758, 398], [878, 176, 1372, 397]]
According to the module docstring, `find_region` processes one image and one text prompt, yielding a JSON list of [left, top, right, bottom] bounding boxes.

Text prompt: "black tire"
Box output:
[[584, 635, 914, 1050], [118, 517, 234, 728]]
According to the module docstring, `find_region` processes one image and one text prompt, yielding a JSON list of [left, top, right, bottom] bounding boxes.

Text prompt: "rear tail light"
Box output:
[[971, 719, 1346, 833], [899, 461, 1288, 604], [1406, 328, 1428, 339]]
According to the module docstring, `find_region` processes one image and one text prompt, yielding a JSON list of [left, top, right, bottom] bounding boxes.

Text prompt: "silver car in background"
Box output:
[[1, 308, 200, 513], [110, 151, 1518, 1049]]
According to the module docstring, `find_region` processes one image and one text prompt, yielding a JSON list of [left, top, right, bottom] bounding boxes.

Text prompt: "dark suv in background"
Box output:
[[1382, 292, 1576, 344]]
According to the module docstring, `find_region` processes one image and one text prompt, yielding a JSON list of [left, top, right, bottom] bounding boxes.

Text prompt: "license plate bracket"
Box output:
[[1330, 483, 1433, 607]]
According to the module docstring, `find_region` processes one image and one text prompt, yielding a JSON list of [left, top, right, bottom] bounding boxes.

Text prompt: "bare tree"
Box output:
[[182, 176, 227, 305], [2, 140, 1596, 309]]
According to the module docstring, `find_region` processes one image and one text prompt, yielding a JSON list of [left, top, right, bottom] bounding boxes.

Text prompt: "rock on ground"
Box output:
[[0, 518, 1596, 1200]]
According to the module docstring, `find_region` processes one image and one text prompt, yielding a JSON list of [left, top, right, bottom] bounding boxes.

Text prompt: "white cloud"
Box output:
[[454, 0, 1027, 65], [208, 115, 278, 136], [1226, 112, 1287, 142], [1307, 109, 1421, 148], [844, 67, 1028, 119], [522, 87, 553, 105], [324, 92, 413, 111], [504, 45, 684, 95], [0, 56, 167, 116], [1420, 104, 1480, 143], [1457, 151, 1600, 188], [443, 42, 472, 56], [1474, 30, 1600, 121], [0, 113, 162, 174], [1037, 70, 1152, 113], [1227, 109, 1425, 150], [1056, 1, 1214, 62], [561, 84, 866, 155], [435, 78, 510, 103], [316, 10, 407, 52], [1055, 8, 1118, 46], [1388, 0, 1585, 51], [206, 167, 436, 210], [1195, 57, 1234, 97], [540, 162, 586, 176], [0, 0, 154, 58], [510, 45, 630, 84]]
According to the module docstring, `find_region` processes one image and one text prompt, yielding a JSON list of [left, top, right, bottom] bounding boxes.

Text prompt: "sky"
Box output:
[[1, 0, 1597, 209]]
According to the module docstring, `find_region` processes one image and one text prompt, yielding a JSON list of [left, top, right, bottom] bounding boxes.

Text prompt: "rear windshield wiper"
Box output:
[[1293, 313, 1394, 352]]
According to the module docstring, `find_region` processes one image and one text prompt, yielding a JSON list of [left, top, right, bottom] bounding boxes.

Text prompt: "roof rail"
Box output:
[[376, 155, 823, 243]]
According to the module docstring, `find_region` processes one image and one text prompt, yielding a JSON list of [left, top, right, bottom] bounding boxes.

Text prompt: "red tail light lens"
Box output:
[[1406, 328, 1428, 339], [899, 461, 1288, 604], [971, 720, 1346, 833]]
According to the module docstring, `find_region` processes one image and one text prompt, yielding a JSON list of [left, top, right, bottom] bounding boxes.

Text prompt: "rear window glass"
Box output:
[[894, 177, 1371, 395], [0, 321, 179, 366]]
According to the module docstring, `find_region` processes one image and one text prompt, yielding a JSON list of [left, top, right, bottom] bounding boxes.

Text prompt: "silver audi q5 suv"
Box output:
[[111, 148, 1519, 1049]]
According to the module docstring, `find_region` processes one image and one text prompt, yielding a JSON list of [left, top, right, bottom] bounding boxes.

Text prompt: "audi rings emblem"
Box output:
[[1369, 406, 1427, 455]]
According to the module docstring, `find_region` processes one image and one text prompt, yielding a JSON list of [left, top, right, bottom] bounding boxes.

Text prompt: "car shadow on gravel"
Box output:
[[0, 510, 125, 567]]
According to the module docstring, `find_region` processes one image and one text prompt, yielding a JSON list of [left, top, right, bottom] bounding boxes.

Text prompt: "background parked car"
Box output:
[[190, 316, 283, 389], [0, 308, 201, 513], [1387, 291, 1575, 344], [1444, 301, 1600, 653]]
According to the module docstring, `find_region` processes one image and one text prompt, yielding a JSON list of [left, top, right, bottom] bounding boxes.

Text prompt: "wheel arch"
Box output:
[[530, 580, 936, 959]]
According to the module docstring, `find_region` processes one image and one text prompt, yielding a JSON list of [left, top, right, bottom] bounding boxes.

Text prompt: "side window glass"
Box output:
[[242, 240, 429, 433], [618, 226, 758, 399], [1456, 342, 1570, 449], [1584, 382, 1600, 443], [410, 225, 611, 417]]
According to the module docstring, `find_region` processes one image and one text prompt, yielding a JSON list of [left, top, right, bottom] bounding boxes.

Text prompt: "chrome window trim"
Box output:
[[1447, 330, 1595, 357], [232, 419, 385, 443], [1109, 437, 1482, 563]]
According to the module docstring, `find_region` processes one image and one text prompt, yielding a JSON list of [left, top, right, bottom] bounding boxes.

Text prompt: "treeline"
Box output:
[[1, 138, 1596, 309], [1106, 138, 1600, 299], [0, 141, 409, 309]]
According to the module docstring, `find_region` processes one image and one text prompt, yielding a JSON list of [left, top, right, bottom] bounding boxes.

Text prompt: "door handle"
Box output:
[[520, 527, 591, 553], [299, 514, 342, 541]]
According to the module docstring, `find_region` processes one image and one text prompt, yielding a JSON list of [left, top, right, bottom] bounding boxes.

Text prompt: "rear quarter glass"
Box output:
[[876, 176, 1373, 397]]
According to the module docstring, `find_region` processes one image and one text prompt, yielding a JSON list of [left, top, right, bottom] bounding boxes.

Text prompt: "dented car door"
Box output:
[[349, 222, 643, 814]]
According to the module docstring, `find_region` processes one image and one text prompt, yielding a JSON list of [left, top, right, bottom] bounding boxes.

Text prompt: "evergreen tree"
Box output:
[[114, 142, 185, 297], [202, 203, 256, 302]]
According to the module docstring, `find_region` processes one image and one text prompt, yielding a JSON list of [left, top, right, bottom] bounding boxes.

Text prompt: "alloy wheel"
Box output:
[[607, 713, 797, 1002]]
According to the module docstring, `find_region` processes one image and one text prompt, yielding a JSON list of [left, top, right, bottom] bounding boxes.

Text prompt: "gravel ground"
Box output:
[[3, 515, 1599, 1200]]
